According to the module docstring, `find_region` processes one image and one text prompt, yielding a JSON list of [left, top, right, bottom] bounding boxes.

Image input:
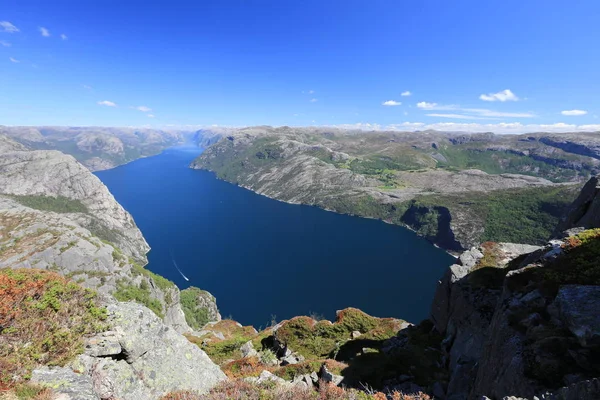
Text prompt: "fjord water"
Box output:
[[96, 147, 454, 327]]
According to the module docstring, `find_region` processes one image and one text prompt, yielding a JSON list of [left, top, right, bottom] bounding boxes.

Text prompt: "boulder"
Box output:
[[555, 285, 600, 347], [240, 340, 258, 358], [71, 301, 226, 400], [32, 366, 99, 400]]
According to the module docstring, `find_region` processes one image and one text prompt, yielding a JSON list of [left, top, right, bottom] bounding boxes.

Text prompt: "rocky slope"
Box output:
[[0, 134, 228, 398], [191, 127, 597, 251], [0, 126, 193, 171]]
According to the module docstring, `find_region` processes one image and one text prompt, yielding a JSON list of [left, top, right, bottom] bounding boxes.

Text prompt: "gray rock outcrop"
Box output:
[[43, 301, 227, 400], [555, 175, 600, 234]]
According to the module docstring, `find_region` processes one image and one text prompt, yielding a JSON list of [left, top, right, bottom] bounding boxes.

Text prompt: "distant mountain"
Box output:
[[0, 126, 195, 170], [192, 126, 600, 251]]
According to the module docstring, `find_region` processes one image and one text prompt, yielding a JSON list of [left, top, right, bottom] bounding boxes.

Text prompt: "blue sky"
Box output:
[[1, 0, 600, 133]]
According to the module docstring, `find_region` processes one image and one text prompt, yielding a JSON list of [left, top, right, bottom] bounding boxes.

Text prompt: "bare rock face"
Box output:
[[555, 175, 600, 234], [0, 148, 149, 261], [0, 135, 191, 334], [34, 301, 226, 400]]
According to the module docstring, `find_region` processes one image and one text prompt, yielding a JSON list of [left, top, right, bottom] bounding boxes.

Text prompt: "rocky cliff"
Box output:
[[0, 134, 228, 398]]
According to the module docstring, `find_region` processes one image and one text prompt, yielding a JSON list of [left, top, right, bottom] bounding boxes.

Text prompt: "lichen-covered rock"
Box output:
[[31, 366, 99, 400], [71, 301, 226, 400]]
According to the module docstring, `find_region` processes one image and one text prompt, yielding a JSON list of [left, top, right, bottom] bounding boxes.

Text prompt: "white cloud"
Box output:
[[0, 21, 19, 33], [83, 84, 93, 90], [479, 89, 519, 102], [382, 100, 401, 106], [417, 101, 438, 110], [0, 40, 10, 47], [561, 109, 587, 116], [61, 33, 68, 40], [427, 113, 492, 120], [9, 57, 19, 63], [310, 98, 318, 103], [401, 91, 411, 96], [134, 105, 152, 112], [97, 100, 117, 107], [309, 90, 315, 94], [147, 114, 155, 118], [39, 27, 51, 37]]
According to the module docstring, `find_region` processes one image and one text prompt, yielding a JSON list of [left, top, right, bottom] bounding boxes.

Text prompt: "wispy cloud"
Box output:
[[328, 122, 600, 134], [0, 21, 19, 33], [417, 101, 534, 118], [479, 89, 519, 102], [0, 40, 10, 47], [561, 109, 587, 116], [97, 100, 117, 107], [401, 91, 411, 97], [83, 84, 93, 90], [9, 57, 19, 63], [134, 105, 152, 112], [147, 114, 155, 118], [427, 113, 493, 120], [60, 33, 68, 40], [382, 100, 401, 106], [39, 27, 51, 37], [310, 98, 318, 103], [302, 90, 315, 94]]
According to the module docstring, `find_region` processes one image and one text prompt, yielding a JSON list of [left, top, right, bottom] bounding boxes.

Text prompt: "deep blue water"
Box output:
[[96, 147, 454, 327]]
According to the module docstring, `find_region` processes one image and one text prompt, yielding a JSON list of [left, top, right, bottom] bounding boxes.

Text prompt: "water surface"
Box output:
[[97, 147, 454, 327]]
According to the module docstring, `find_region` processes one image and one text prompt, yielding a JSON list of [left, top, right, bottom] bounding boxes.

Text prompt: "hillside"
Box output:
[[0, 126, 193, 171], [191, 127, 600, 250]]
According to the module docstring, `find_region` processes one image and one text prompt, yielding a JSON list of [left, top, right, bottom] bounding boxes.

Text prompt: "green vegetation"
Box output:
[[86, 217, 122, 245], [11, 195, 88, 214], [274, 308, 403, 360], [114, 279, 164, 318], [180, 287, 211, 329], [542, 229, 600, 286], [185, 320, 261, 364], [435, 146, 594, 182], [409, 184, 580, 246], [0, 268, 107, 386]]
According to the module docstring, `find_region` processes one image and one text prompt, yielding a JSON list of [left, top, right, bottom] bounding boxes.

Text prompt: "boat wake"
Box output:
[[169, 249, 190, 281]]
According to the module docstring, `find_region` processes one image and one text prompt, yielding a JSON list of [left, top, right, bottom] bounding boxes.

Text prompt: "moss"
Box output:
[[0, 269, 107, 386]]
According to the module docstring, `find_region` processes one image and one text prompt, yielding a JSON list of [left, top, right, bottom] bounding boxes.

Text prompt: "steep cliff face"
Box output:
[[0, 135, 226, 398], [0, 135, 190, 333], [0, 148, 149, 261], [555, 174, 600, 234], [429, 177, 600, 399]]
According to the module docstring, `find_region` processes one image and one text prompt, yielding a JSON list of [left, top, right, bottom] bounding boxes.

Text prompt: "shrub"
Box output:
[[113, 279, 164, 319], [180, 287, 212, 329], [0, 269, 107, 386]]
